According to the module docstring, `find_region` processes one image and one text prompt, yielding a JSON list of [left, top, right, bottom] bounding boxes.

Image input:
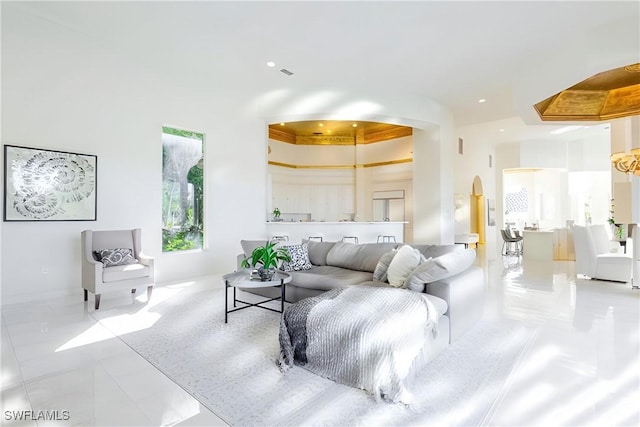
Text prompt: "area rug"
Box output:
[[92, 282, 534, 426]]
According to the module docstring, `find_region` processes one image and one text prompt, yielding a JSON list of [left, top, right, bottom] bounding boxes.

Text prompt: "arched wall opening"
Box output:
[[471, 176, 485, 245]]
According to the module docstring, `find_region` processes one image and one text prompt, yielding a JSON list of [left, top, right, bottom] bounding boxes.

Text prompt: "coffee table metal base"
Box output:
[[224, 277, 286, 323]]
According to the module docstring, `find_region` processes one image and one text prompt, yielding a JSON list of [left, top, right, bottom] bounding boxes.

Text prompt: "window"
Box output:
[[162, 126, 204, 252]]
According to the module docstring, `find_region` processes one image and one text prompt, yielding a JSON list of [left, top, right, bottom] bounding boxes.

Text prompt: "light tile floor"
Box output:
[[1, 249, 638, 426]]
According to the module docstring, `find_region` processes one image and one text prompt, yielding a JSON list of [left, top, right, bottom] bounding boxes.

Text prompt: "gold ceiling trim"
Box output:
[[534, 63, 640, 121], [268, 158, 412, 169], [364, 127, 413, 144], [268, 128, 296, 144], [295, 135, 356, 145], [362, 158, 413, 168], [268, 161, 354, 169], [268, 121, 412, 145], [503, 168, 543, 174]]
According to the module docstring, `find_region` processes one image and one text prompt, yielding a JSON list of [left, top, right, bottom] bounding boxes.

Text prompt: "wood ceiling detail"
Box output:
[[268, 121, 412, 145], [268, 158, 412, 169], [534, 63, 640, 121]]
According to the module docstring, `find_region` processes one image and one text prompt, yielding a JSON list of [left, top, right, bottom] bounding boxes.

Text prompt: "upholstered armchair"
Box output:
[[81, 228, 155, 309], [572, 224, 632, 283]]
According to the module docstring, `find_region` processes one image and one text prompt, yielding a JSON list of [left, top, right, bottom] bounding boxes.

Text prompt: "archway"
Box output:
[[471, 176, 485, 244]]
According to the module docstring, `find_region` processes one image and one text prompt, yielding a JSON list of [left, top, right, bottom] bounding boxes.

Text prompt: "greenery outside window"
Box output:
[[162, 126, 204, 252]]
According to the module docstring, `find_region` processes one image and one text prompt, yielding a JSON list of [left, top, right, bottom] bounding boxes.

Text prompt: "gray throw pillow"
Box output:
[[404, 248, 476, 291], [94, 248, 137, 267], [372, 249, 397, 282]]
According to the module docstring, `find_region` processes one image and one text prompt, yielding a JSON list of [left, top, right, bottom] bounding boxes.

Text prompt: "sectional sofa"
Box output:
[[238, 240, 484, 345]]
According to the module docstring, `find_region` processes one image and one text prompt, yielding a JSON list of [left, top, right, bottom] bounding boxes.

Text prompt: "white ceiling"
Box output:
[[10, 1, 639, 144]]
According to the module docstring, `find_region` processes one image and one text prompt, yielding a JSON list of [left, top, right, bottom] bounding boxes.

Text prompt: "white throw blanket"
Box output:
[[278, 285, 439, 405]]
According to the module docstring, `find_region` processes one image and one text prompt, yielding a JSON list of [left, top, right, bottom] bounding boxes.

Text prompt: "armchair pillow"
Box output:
[[94, 248, 137, 267]]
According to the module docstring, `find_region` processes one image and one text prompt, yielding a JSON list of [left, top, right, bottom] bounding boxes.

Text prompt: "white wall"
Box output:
[[1, 6, 456, 303], [452, 131, 498, 258]]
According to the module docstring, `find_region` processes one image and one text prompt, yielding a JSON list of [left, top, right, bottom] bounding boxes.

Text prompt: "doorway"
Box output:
[[471, 176, 485, 244]]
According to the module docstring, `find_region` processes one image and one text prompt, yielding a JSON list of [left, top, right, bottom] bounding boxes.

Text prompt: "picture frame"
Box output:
[[3, 145, 97, 221]]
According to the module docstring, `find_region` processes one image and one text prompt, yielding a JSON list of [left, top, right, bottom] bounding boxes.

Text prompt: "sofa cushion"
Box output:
[[240, 240, 268, 258], [288, 266, 373, 291], [424, 293, 449, 318], [281, 243, 313, 271], [372, 249, 397, 282], [103, 263, 149, 283], [387, 245, 422, 288], [326, 242, 399, 272], [303, 240, 336, 266], [411, 244, 463, 259], [405, 248, 476, 291]]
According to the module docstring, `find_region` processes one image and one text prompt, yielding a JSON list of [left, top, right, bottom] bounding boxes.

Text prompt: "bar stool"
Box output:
[[377, 235, 396, 243], [342, 236, 359, 244]]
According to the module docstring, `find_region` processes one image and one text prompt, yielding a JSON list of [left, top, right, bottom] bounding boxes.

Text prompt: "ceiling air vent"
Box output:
[[280, 68, 294, 76], [313, 132, 323, 135]]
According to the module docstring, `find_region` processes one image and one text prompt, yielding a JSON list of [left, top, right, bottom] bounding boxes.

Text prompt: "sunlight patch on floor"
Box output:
[[55, 322, 115, 352]]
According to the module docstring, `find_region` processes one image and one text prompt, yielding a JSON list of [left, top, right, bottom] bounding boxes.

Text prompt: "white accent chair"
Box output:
[[81, 228, 155, 309], [572, 224, 632, 283]]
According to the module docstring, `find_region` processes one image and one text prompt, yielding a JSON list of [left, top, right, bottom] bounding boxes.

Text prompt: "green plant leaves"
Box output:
[[243, 241, 291, 269]]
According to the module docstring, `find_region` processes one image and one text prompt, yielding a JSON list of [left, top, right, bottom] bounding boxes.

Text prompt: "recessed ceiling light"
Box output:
[[478, 99, 486, 103], [318, 123, 324, 127], [352, 123, 358, 127], [280, 123, 285, 126], [499, 129, 505, 132], [266, 61, 276, 68]]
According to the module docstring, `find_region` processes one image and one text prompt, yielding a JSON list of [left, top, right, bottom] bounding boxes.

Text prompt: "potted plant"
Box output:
[[608, 203, 624, 240], [241, 240, 291, 281], [272, 207, 281, 221]]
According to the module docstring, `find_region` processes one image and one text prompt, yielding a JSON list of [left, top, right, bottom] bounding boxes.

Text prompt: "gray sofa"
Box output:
[[237, 240, 485, 344]]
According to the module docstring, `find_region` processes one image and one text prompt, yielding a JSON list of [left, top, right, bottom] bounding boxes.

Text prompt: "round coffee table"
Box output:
[[222, 270, 292, 323]]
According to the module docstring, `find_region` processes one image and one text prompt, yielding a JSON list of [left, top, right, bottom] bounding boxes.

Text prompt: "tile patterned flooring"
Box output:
[[1, 249, 639, 426]]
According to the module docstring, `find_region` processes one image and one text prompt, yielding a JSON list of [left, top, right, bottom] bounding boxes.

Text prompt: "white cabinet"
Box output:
[[272, 183, 355, 221]]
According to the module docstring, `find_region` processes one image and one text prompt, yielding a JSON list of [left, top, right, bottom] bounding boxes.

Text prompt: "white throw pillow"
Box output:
[[386, 245, 422, 288]]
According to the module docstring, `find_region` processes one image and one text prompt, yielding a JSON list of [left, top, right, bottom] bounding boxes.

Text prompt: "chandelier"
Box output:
[[611, 149, 640, 175]]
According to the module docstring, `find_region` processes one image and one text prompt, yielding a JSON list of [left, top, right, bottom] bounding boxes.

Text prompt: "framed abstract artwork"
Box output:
[[3, 145, 97, 221]]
